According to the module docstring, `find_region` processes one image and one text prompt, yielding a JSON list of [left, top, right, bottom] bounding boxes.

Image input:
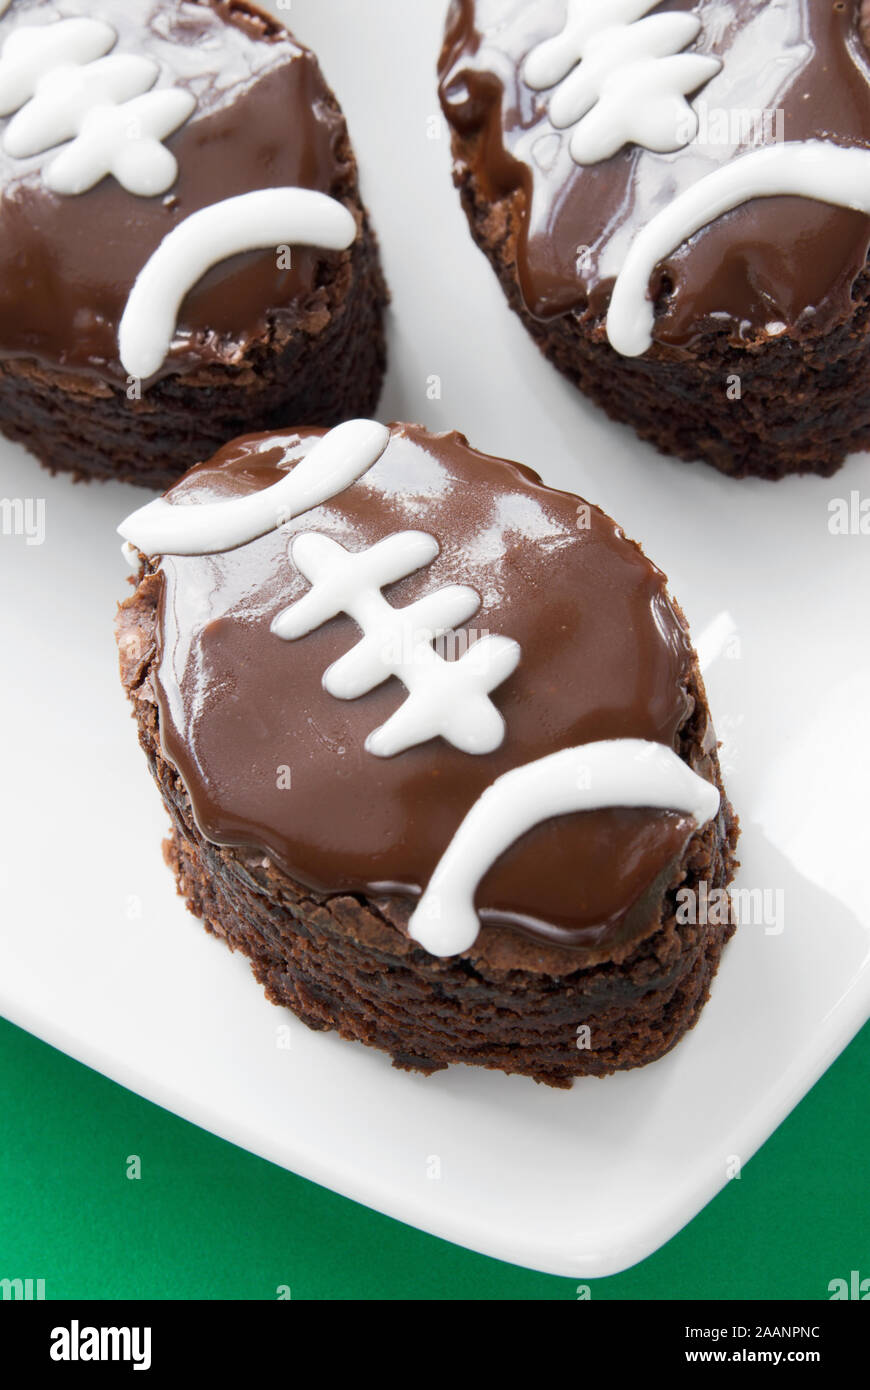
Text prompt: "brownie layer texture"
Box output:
[[117, 565, 738, 1086], [447, 158, 870, 481], [439, 0, 870, 480], [0, 0, 388, 486], [0, 211, 387, 488]]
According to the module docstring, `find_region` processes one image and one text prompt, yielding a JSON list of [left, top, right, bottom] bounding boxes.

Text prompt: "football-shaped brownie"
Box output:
[[439, 0, 870, 479], [116, 419, 739, 1085], [0, 0, 387, 486]]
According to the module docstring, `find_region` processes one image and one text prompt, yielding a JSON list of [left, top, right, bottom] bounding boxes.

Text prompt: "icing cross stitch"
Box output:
[[518, 4, 870, 358], [271, 531, 522, 758], [523, 0, 720, 165], [0, 17, 195, 196]]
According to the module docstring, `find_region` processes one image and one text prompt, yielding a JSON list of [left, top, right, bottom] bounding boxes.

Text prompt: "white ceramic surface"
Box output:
[[1, 0, 868, 1279]]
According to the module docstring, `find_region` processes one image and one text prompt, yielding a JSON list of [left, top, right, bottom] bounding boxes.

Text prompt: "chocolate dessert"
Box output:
[[439, 0, 870, 479], [0, 0, 387, 486], [116, 419, 738, 1085]]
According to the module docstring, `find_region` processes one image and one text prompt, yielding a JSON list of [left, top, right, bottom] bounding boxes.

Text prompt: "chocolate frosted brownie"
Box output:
[[439, 0, 870, 479], [0, 0, 387, 486], [116, 420, 738, 1085]]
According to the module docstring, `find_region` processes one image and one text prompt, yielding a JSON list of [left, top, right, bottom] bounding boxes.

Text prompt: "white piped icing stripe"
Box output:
[[5, 53, 159, 155], [608, 140, 870, 356], [408, 739, 720, 957], [117, 419, 390, 557], [118, 187, 357, 378], [0, 19, 194, 195], [0, 18, 114, 114], [523, 0, 720, 165], [272, 531, 521, 758], [43, 83, 194, 197]]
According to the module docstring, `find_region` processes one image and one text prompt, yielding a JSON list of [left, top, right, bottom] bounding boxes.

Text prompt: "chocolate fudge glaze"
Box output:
[[0, 0, 352, 383], [150, 424, 714, 957], [439, 0, 870, 349]]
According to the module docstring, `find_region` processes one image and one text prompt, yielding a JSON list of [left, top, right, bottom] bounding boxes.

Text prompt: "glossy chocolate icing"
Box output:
[[150, 424, 710, 957], [0, 0, 352, 382], [439, 0, 870, 350]]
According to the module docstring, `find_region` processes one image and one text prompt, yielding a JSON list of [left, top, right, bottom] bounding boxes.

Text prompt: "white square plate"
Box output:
[[1, 0, 868, 1278]]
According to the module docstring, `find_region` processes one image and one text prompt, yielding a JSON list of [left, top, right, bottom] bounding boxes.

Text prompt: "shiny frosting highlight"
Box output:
[[0, 0, 352, 381], [439, 0, 870, 350], [148, 424, 709, 957]]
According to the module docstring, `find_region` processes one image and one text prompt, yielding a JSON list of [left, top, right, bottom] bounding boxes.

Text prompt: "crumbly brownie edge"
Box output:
[[446, 128, 870, 481], [116, 568, 739, 1086], [0, 6, 389, 490], [0, 212, 388, 489]]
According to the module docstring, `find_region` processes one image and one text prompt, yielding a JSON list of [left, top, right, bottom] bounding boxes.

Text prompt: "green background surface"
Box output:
[[0, 1015, 867, 1300]]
